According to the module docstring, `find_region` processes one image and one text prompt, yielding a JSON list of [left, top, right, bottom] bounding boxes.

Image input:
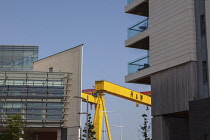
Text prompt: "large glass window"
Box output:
[[0, 45, 38, 71], [0, 71, 66, 125]]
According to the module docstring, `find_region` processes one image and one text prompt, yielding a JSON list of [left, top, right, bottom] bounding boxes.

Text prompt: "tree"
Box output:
[[0, 114, 32, 140], [82, 114, 96, 140], [138, 114, 151, 140]]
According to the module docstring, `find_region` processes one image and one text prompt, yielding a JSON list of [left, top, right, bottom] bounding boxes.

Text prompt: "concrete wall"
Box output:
[[33, 45, 83, 140], [149, 0, 197, 72]]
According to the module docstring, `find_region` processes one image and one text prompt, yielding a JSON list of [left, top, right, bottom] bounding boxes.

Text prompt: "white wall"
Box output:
[[33, 45, 83, 140]]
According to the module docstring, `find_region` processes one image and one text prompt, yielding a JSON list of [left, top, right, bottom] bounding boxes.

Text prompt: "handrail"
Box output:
[[128, 18, 149, 39], [128, 55, 149, 74], [127, 0, 134, 4]]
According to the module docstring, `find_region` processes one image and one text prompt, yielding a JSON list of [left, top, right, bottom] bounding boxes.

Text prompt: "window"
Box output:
[[200, 15, 206, 36], [49, 67, 53, 72], [203, 61, 208, 84]]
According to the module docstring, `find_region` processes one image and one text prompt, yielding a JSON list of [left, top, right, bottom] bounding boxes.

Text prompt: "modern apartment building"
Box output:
[[125, 0, 210, 139], [0, 45, 83, 140]]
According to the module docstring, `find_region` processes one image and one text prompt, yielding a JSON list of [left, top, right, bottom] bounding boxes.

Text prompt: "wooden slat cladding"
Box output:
[[152, 116, 189, 140], [152, 116, 170, 140], [151, 62, 198, 116]]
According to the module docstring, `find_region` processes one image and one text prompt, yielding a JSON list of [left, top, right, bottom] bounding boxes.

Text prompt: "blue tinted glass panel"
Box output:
[[128, 18, 149, 39], [128, 55, 150, 74]]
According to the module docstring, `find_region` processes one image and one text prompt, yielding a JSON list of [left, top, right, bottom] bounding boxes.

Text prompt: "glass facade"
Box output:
[[0, 71, 67, 127], [0, 45, 38, 71]]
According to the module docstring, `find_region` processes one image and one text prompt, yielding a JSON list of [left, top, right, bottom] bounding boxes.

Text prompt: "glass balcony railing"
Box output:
[[128, 18, 149, 39], [128, 56, 150, 74], [127, 0, 134, 4]]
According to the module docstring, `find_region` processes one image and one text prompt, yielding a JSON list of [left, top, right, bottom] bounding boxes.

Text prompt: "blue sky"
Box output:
[[0, 1, 151, 139]]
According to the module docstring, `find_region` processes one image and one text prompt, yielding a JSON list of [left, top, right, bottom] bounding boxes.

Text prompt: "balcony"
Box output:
[[125, 18, 149, 50], [128, 55, 149, 74], [125, 0, 149, 16], [128, 18, 149, 39]]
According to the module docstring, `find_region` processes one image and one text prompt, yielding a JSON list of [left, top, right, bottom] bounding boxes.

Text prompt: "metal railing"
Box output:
[[128, 56, 149, 74], [127, 0, 134, 4], [128, 18, 149, 39]]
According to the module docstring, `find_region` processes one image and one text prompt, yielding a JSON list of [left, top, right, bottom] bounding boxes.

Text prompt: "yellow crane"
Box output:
[[82, 80, 151, 140]]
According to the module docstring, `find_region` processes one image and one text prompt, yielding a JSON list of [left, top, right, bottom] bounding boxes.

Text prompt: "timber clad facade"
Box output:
[[151, 62, 197, 116], [125, 0, 210, 139]]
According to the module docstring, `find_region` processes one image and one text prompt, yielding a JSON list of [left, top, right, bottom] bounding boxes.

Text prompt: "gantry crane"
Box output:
[[82, 80, 151, 140]]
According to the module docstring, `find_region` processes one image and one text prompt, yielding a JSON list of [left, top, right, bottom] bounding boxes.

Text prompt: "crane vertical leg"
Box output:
[[93, 94, 103, 140], [101, 96, 112, 140], [93, 93, 112, 140]]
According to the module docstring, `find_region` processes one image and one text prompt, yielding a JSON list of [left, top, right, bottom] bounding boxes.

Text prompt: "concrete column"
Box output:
[[57, 129, 61, 140], [67, 127, 79, 140], [152, 116, 169, 140]]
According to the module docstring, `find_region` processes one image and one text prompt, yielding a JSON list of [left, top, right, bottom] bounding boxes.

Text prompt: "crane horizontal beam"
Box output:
[[95, 80, 151, 106], [82, 92, 98, 104]]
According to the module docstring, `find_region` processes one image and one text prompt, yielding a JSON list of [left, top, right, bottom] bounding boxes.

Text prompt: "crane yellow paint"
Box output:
[[95, 80, 151, 106], [81, 80, 152, 140]]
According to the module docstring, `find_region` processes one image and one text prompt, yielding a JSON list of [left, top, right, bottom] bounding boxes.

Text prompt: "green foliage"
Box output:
[[0, 114, 33, 140], [82, 114, 96, 140], [138, 114, 151, 140]]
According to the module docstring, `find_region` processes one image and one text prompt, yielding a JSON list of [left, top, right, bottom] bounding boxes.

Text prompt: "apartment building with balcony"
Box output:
[[125, 0, 210, 139]]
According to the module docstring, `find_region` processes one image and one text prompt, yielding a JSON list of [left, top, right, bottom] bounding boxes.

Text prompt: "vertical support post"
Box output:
[[120, 120, 123, 140], [80, 126, 82, 140], [86, 96, 89, 140], [57, 129, 61, 140], [35, 132, 38, 140]]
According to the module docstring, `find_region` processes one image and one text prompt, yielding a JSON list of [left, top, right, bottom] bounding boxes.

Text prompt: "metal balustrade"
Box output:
[[127, 0, 134, 4], [128, 55, 150, 74], [128, 18, 149, 39]]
